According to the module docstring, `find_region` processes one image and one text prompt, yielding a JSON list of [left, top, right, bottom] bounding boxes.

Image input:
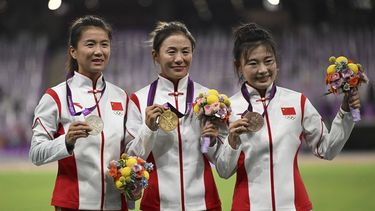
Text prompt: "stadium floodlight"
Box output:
[[48, 0, 62, 11], [263, 0, 280, 11]]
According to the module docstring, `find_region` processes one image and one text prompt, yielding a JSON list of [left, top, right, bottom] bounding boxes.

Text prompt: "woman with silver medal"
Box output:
[[125, 21, 224, 211], [215, 23, 361, 211], [29, 16, 129, 211]]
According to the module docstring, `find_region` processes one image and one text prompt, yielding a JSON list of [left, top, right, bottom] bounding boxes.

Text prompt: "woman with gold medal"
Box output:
[[29, 16, 129, 211], [125, 21, 224, 211], [215, 23, 361, 211]]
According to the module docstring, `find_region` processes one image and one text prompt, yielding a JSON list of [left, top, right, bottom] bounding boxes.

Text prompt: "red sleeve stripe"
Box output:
[[125, 92, 129, 118], [33, 117, 53, 140], [130, 93, 141, 112], [46, 88, 61, 119], [300, 94, 306, 125], [315, 119, 325, 159]]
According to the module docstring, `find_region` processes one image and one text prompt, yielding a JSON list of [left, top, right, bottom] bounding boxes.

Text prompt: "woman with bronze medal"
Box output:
[[125, 21, 224, 211], [29, 16, 129, 211], [215, 23, 361, 211]]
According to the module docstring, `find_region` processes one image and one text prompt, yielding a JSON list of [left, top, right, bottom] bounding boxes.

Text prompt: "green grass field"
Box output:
[[1, 163, 374, 211]]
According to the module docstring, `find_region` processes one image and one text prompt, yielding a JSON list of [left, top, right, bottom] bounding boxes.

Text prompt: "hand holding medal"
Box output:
[[158, 109, 178, 132], [146, 104, 178, 132], [242, 111, 264, 132], [85, 115, 104, 135]]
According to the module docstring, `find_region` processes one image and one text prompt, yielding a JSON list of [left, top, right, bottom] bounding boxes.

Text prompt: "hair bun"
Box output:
[[234, 23, 272, 43]]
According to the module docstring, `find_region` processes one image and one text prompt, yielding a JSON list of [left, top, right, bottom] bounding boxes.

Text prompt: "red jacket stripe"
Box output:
[[232, 152, 250, 210], [140, 153, 160, 210], [51, 124, 80, 209], [46, 88, 61, 119], [203, 156, 221, 209], [130, 94, 141, 112], [293, 140, 313, 210]]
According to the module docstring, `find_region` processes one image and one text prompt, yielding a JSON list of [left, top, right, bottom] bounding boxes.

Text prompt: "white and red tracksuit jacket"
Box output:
[[29, 72, 128, 210], [125, 74, 222, 211], [216, 83, 355, 211]]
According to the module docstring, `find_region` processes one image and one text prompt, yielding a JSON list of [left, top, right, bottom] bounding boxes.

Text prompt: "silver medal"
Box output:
[[86, 115, 104, 135]]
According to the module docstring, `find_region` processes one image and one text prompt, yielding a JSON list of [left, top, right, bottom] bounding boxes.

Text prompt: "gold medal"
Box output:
[[85, 115, 104, 135], [159, 110, 178, 132], [243, 112, 264, 132]]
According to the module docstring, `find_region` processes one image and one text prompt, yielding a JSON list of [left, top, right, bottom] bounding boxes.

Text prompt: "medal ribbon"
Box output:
[[147, 77, 194, 118], [66, 72, 106, 116], [240, 82, 276, 116]]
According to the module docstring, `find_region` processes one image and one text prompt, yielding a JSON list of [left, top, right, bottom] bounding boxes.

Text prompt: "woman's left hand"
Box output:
[[341, 89, 361, 111], [201, 121, 219, 146]]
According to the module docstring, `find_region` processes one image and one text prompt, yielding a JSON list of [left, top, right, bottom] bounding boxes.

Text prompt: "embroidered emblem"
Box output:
[[111, 102, 124, 115], [281, 107, 296, 120]]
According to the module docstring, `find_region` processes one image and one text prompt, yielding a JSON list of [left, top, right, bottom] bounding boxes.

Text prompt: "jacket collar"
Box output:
[[71, 71, 105, 91], [245, 82, 275, 100], [157, 74, 189, 93]]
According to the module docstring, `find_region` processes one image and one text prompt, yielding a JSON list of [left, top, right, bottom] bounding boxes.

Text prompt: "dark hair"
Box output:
[[66, 15, 112, 74], [232, 23, 278, 80], [148, 21, 196, 55]]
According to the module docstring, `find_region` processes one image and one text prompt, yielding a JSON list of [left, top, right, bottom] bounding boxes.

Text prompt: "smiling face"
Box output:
[[153, 33, 193, 85], [237, 44, 278, 96], [70, 26, 110, 81]]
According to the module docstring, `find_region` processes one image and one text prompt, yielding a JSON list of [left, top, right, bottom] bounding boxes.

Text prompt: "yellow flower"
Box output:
[[207, 89, 219, 96], [143, 171, 150, 180], [120, 167, 131, 177], [125, 176, 132, 182], [348, 63, 359, 74], [224, 99, 231, 107], [115, 180, 123, 189], [336, 56, 348, 64], [329, 56, 336, 63], [326, 64, 336, 74], [207, 94, 219, 105], [193, 104, 200, 113], [220, 94, 230, 106], [119, 176, 126, 182], [126, 158, 137, 167], [121, 153, 128, 160]]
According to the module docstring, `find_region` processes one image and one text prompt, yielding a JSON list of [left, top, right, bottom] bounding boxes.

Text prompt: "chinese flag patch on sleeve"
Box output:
[[281, 107, 296, 115], [111, 102, 123, 111]]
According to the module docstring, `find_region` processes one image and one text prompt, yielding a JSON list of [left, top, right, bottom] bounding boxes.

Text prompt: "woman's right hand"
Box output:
[[145, 104, 165, 131], [65, 121, 91, 145], [228, 118, 249, 149]]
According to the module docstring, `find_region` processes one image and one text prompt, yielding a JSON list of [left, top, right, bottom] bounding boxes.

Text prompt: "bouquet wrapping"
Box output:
[[193, 89, 231, 153], [108, 153, 153, 209], [325, 56, 369, 122]]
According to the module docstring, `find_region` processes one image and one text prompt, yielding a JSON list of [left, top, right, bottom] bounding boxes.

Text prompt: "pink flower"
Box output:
[[204, 105, 213, 115], [330, 73, 341, 82], [211, 102, 221, 112]]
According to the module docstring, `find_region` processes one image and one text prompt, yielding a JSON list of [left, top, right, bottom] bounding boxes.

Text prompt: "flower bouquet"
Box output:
[[108, 153, 153, 209], [193, 89, 231, 153], [325, 56, 369, 122]]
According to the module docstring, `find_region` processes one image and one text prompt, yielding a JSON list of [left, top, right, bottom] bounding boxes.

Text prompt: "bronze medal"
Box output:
[[159, 110, 178, 132], [86, 115, 104, 135], [243, 112, 264, 132]]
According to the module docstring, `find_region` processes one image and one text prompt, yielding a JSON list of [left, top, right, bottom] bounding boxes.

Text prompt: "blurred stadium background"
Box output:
[[0, 0, 375, 210]]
